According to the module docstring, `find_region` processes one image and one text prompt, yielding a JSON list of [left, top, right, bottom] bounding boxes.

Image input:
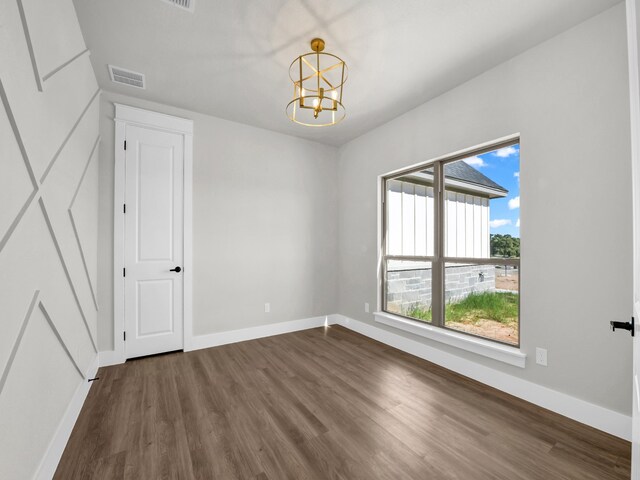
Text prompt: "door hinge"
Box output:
[[123, 267, 126, 277], [123, 203, 126, 214], [123, 331, 126, 341], [124, 140, 127, 150]]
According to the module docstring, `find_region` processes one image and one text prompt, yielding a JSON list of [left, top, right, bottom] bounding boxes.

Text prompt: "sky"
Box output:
[[463, 144, 520, 238]]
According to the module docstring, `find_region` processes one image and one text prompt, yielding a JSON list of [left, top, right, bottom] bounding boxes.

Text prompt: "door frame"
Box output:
[[627, 0, 640, 476], [113, 103, 194, 361]]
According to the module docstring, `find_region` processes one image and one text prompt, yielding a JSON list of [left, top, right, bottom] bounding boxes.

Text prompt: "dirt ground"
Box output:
[[495, 271, 519, 291], [447, 319, 519, 345]]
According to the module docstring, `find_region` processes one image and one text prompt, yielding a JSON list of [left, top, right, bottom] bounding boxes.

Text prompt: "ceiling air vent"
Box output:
[[108, 65, 145, 89], [161, 0, 194, 12]]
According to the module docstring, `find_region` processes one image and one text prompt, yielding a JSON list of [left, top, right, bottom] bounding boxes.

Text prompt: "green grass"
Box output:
[[406, 291, 518, 325], [407, 304, 433, 322]]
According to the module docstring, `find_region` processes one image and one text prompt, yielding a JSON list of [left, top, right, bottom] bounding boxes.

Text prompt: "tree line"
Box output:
[[490, 234, 520, 258]]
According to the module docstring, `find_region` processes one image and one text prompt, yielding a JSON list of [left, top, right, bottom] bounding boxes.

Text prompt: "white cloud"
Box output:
[[489, 219, 511, 228], [494, 146, 518, 158], [516, 218, 520, 227], [513, 171, 519, 178], [463, 156, 486, 168], [508, 196, 520, 210]]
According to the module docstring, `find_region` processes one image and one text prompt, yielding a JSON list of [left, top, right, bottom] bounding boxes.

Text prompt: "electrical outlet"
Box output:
[[264, 303, 270, 313], [536, 347, 547, 366], [365, 302, 370, 313]]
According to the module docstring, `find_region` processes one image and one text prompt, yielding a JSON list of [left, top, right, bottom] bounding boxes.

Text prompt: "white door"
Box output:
[[124, 124, 184, 359], [628, 1, 640, 477]]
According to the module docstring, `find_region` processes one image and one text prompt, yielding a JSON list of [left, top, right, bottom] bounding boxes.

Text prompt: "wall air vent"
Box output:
[[161, 0, 194, 12], [108, 65, 146, 89]]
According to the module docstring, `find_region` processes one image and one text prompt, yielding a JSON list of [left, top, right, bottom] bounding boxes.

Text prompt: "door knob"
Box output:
[[170, 266, 182, 273], [610, 317, 634, 336]]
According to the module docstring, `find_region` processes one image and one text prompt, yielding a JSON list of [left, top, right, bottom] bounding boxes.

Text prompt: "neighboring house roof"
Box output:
[[399, 161, 508, 199], [442, 161, 508, 195]]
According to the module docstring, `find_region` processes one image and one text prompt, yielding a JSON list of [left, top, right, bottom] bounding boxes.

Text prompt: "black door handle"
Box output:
[[170, 266, 182, 273], [610, 317, 634, 336]]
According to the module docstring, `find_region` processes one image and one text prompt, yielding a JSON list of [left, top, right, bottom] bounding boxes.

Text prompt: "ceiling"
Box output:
[[73, 0, 622, 146]]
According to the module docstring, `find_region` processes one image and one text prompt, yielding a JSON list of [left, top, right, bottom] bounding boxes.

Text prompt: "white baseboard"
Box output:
[[334, 314, 631, 441], [97, 315, 337, 367], [99, 349, 125, 367], [35, 353, 100, 480], [187, 315, 336, 352]]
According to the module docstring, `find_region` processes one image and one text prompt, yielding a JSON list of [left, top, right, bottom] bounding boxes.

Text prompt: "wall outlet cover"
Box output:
[[536, 347, 548, 366]]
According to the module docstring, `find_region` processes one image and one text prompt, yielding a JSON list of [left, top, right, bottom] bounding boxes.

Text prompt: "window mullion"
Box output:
[[432, 162, 445, 328]]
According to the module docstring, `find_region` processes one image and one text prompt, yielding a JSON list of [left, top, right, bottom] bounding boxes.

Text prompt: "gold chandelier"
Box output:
[[286, 38, 348, 127]]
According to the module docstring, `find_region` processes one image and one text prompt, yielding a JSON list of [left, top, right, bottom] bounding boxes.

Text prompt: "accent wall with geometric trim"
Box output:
[[0, 0, 100, 477]]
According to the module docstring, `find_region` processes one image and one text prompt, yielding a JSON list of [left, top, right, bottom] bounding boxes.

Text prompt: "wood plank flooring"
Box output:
[[55, 325, 631, 479]]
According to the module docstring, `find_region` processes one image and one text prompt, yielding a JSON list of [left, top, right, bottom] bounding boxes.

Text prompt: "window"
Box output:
[[382, 141, 520, 346]]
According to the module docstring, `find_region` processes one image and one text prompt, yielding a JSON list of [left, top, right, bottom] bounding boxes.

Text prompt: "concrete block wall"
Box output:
[[386, 264, 496, 314]]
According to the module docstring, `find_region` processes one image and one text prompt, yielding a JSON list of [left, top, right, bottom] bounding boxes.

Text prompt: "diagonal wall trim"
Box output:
[[38, 301, 84, 379], [68, 135, 101, 310], [15, 0, 43, 92], [3, 0, 100, 477], [0, 290, 40, 397], [0, 78, 40, 255], [0, 78, 39, 188], [69, 135, 100, 207], [69, 212, 98, 310], [39, 88, 100, 184], [41, 49, 90, 83], [38, 198, 98, 353], [0, 190, 38, 255]]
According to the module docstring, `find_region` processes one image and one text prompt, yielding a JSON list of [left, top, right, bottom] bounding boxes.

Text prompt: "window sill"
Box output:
[[373, 311, 526, 368]]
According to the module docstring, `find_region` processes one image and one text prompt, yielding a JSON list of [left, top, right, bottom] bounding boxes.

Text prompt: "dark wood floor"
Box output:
[[55, 325, 630, 479]]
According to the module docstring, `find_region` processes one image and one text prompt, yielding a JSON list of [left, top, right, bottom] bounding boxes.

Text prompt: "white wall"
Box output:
[[0, 0, 100, 477], [98, 91, 339, 350], [338, 4, 633, 415]]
